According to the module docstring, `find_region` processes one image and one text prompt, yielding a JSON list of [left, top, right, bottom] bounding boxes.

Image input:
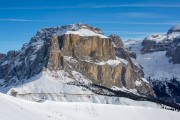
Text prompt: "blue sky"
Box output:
[[1, 0, 180, 53]]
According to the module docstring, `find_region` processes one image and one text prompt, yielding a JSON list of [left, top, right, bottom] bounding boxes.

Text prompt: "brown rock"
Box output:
[[45, 33, 154, 96], [109, 34, 124, 48], [86, 62, 98, 81], [124, 64, 135, 89], [47, 35, 63, 70], [60, 35, 115, 61]]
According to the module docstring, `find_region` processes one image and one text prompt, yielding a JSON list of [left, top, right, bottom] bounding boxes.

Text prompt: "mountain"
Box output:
[[125, 26, 180, 104], [0, 23, 155, 103], [1, 23, 180, 113], [141, 26, 180, 54], [166, 36, 180, 64]]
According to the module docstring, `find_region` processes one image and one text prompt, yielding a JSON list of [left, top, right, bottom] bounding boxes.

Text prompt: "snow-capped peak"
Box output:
[[35, 23, 107, 40], [167, 26, 180, 40], [167, 25, 180, 34], [143, 25, 180, 43], [65, 28, 108, 38], [144, 34, 167, 43]]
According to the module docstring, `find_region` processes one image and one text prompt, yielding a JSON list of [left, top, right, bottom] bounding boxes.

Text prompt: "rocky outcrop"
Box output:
[[109, 34, 153, 95], [47, 35, 62, 70], [166, 38, 180, 64], [0, 24, 154, 96], [141, 35, 170, 54], [141, 26, 180, 54], [109, 35, 129, 60], [46, 34, 120, 88], [0, 37, 49, 82], [0, 53, 6, 61], [167, 26, 180, 34], [166, 26, 180, 64], [60, 34, 115, 60], [109, 34, 124, 48], [128, 51, 136, 59]]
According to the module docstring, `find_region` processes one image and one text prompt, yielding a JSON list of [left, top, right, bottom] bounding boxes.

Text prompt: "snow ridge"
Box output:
[[144, 25, 180, 43]]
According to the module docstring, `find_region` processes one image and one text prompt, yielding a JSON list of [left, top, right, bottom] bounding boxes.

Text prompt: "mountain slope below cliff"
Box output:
[[0, 93, 180, 120]]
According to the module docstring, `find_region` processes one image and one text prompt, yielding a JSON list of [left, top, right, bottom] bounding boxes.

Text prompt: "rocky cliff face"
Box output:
[[166, 37, 180, 64], [109, 35, 152, 95], [0, 24, 154, 96], [167, 26, 180, 35], [141, 26, 180, 54], [141, 34, 171, 54]]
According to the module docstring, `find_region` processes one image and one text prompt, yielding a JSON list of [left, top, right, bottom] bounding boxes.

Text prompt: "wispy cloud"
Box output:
[[0, 18, 42, 22], [117, 12, 167, 18], [0, 6, 81, 10], [1, 18, 180, 25], [86, 4, 180, 8], [89, 21, 180, 25], [104, 31, 166, 35], [1, 4, 180, 10]]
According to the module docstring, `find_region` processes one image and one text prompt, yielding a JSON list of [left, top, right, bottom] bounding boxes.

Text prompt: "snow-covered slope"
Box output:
[[4, 70, 95, 102], [137, 51, 180, 80], [0, 93, 180, 120], [0, 70, 151, 104], [3, 69, 180, 110], [0, 94, 180, 120]]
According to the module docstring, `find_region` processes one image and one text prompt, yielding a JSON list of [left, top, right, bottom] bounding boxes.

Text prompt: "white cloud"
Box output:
[[1, 4, 180, 10], [89, 21, 180, 25], [86, 4, 180, 8], [117, 12, 167, 18], [0, 6, 81, 10], [104, 31, 166, 35], [0, 19, 42, 22]]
